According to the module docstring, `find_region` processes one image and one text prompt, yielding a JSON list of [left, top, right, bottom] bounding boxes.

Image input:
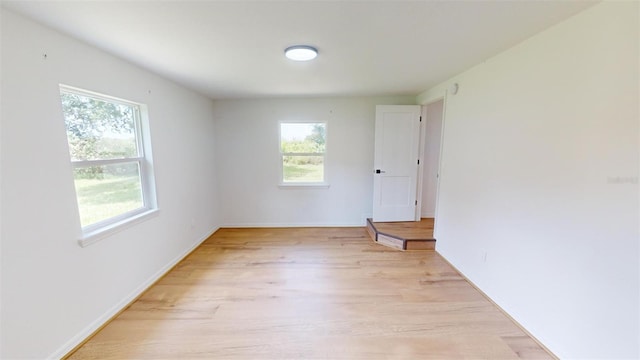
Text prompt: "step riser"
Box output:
[[366, 221, 377, 242], [367, 218, 436, 251], [406, 240, 436, 251], [377, 234, 404, 250]]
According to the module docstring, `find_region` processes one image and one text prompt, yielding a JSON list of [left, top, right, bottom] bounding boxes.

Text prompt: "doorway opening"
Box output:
[[418, 98, 444, 222], [368, 99, 445, 250]]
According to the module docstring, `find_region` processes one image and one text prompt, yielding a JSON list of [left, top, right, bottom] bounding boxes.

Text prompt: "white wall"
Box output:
[[418, 2, 639, 358], [213, 96, 415, 227], [0, 10, 220, 359], [420, 99, 443, 218]]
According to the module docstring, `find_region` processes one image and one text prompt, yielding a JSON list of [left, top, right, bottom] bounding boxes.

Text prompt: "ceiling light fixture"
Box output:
[[285, 45, 318, 61]]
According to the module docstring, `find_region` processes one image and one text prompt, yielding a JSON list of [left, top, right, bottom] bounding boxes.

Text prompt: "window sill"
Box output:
[[78, 209, 160, 247], [278, 183, 330, 189]]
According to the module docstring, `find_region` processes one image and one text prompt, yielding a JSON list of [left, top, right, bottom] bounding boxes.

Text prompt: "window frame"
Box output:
[[59, 85, 158, 246], [278, 121, 329, 188]]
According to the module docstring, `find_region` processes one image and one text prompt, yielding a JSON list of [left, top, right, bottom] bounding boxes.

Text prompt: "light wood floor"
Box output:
[[68, 227, 552, 359], [372, 218, 435, 240]]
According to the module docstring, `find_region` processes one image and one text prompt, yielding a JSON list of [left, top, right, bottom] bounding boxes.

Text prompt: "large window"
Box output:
[[60, 86, 156, 241], [280, 122, 326, 185]]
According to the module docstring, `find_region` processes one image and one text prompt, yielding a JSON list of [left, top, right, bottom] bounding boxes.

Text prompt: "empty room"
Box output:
[[1, 1, 638, 359]]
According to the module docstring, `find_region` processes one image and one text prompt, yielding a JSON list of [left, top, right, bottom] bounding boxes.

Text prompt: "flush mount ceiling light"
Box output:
[[284, 45, 318, 61]]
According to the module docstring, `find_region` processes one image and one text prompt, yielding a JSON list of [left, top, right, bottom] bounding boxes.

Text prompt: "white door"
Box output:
[[373, 105, 421, 222]]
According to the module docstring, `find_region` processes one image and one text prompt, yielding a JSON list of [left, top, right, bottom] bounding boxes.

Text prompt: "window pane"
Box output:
[[73, 162, 144, 227], [283, 155, 324, 182], [281, 123, 325, 153], [61, 92, 139, 161]]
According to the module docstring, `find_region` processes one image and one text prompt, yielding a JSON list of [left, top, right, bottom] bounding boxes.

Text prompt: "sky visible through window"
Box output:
[[281, 123, 316, 141]]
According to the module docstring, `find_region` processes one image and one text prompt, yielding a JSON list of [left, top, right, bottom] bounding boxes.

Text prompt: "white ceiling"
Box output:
[[2, 1, 596, 99]]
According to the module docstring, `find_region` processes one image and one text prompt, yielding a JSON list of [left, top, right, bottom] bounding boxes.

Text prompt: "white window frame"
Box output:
[[60, 85, 158, 247], [278, 121, 329, 188]]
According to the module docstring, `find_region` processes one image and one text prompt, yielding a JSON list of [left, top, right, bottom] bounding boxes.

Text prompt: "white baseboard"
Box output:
[[421, 212, 435, 218], [48, 227, 219, 360], [434, 250, 557, 358]]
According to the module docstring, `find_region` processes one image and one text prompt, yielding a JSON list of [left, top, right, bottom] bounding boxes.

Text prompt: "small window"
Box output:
[[280, 122, 327, 185], [59, 86, 156, 241]]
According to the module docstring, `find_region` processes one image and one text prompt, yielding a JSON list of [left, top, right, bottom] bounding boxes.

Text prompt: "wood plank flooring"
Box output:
[[369, 218, 436, 250], [372, 218, 435, 240], [68, 227, 553, 359]]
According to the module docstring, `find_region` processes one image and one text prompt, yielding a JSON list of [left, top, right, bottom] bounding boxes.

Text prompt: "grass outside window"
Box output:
[[60, 85, 156, 239], [280, 122, 326, 185]]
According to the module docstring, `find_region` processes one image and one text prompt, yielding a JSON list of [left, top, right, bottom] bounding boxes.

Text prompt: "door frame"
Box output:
[[415, 94, 448, 237], [415, 105, 428, 221]]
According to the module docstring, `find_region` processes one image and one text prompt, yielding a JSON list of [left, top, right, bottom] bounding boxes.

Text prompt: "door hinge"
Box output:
[[417, 159, 420, 165], [419, 116, 422, 122], [415, 200, 418, 205]]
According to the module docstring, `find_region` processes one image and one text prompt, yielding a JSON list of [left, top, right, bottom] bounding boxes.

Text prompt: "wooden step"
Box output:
[[367, 218, 436, 251]]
